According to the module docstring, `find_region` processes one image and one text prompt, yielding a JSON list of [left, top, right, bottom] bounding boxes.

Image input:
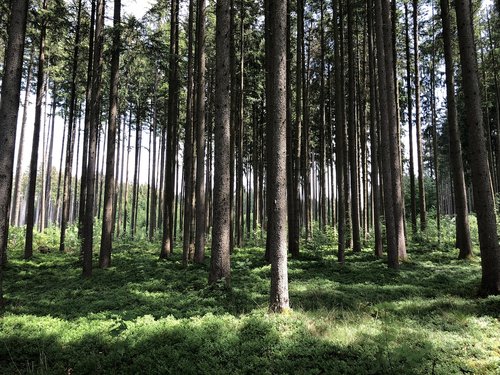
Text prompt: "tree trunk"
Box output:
[[209, 0, 231, 284], [78, 0, 96, 240], [194, 0, 207, 264], [99, 0, 120, 268], [333, 0, 346, 263], [82, 0, 105, 277], [182, 0, 195, 266], [439, 0, 472, 259], [455, 0, 500, 295], [347, 0, 361, 252], [266, 0, 290, 313], [368, 0, 383, 258], [25, 0, 48, 260], [161, 0, 179, 259], [0, 0, 29, 306], [413, 0, 426, 232], [405, 4, 417, 235], [11, 46, 34, 227]]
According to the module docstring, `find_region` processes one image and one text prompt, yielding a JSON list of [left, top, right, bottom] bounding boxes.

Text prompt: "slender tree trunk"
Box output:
[[99, 0, 120, 268], [78, 0, 96, 240], [455, 0, 500, 295], [439, 0, 472, 259], [404, 4, 417, 235], [11, 47, 34, 227], [413, 0, 426, 232], [182, 0, 195, 265], [149, 79, 158, 241], [347, 0, 361, 252], [131, 113, 141, 238], [194, 0, 207, 264], [333, 0, 345, 263], [209, 0, 231, 284], [44, 85, 57, 228], [82, 0, 105, 277], [25, 0, 48, 260], [161, 0, 179, 259], [368, 0, 383, 258]]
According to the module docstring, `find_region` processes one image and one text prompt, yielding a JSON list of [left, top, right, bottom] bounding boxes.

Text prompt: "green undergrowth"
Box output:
[[1, 231, 499, 374]]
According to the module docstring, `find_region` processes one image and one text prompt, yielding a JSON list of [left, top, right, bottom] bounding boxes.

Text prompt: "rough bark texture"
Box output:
[[0, 0, 29, 305], [455, 0, 500, 295], [99, 0, 121, 268], [209, 0, 231, 284], [266, 0, 290, 313], [375, 0, 399, 269]]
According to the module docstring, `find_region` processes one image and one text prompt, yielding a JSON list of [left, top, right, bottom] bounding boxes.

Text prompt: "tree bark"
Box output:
[[11, 46, 34, 227], [455, 0, 500, 295], [194, 0, 207, 264], [161, 0, 179, 258], [0, 0, 29, 306], [266, 0, 290, 313], [82, 0, 105, 277], [99, 0, 121, 268], [25, 0, 48, 260], [209, 0, 231, 284], [413, 0, 426, 232], [59, 0, 82, 251]]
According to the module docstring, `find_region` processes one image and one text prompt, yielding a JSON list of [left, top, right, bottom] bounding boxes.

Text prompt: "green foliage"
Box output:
[[1, 233, 499, 374]]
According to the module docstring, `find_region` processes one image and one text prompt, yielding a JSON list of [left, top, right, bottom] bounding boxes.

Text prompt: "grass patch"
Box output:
[[1, 232, 499, 374]]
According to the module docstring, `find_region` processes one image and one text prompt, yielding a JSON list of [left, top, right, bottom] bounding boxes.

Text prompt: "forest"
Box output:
[[0, 0, 500, 373]]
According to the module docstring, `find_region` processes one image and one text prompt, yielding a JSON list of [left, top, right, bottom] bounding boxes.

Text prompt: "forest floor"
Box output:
[[1, 225, 500, 374]]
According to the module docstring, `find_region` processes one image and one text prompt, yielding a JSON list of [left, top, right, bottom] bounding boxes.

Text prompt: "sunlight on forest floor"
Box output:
[[1, 227, 499, 374]]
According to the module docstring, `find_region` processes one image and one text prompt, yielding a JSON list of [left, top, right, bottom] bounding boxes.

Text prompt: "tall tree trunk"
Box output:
[[149, 79, 158, 241], [99, 0, 120, 268], [333, 0, 345, 262], [266, 0, 290, 313], [209, 0, 231, 284], [439, 0, 472, 259], [78, 0, 96, 239], [11, 47, 34, 227], [0, 0, 29, 306], [182, 0, 195, 265], [347, 0, 361, 252], [44, 85, 57, 228], [455, 0, 500, 295], [161, 0, 179, 259], [375, 0, 399, 269], [413, 0, 426, 232], [319, 0, 327, 231], [82, 0, 105, 277], [404, 4, 417, 235], [368, 0, 382, 258], [25, 0, 48, 260], [194, 0, 207, 264], [384, 0, 406, 261]]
